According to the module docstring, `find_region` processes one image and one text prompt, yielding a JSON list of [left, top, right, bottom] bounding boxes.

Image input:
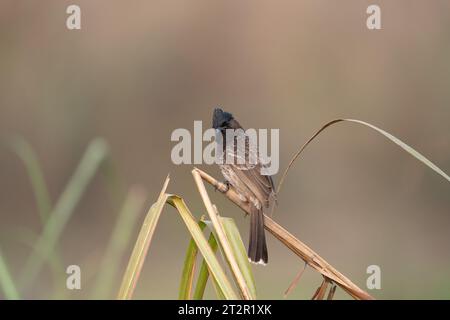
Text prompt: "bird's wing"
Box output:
[[224, 129, 275, 207]]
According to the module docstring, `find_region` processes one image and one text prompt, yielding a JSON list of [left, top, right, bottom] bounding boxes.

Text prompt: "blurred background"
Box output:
[[0, 0, 449, 299]]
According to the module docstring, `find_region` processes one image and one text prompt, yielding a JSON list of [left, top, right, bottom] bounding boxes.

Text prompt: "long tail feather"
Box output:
[[248, 205, 268, 265]]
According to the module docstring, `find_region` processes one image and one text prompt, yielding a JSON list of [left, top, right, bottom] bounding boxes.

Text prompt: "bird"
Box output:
[[212, 108, 276, 265]]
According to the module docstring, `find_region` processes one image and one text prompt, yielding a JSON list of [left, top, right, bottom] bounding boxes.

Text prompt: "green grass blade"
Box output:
[[20, 138, 109, 289], [277, 118, 450, 197], [343, 119, 450, 182], [209, 274, 226, 300], [118, 177, 237, 300], [10, 136, 52, 223], [220, 217, 257, 299], [2, 227, 58, 268], [91, 186, 147, 299], [192, 170, 253, 299], [0, 247, 20, 299], [179, 221, 206, 300], [117, 176, 170, 299], [193, 232, 220, 300], [9, 138, 67, 297], [2, 227, 65, 298], [168, 195, 239, 300]]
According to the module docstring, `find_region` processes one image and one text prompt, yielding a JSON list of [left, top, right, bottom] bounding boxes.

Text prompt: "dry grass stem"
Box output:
[[284, 262, 307, 298], [312, 277, 330, 300], [193, 168, 374, 300], [192, 169, 253, 300], [327, 284, 337, 300]]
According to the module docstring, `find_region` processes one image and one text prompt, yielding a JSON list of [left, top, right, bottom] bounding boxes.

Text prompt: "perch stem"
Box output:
[[193, 168, 374, 300]]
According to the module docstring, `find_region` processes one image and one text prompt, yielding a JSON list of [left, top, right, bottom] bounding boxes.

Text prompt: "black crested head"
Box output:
[[212, 108, 234, 129]]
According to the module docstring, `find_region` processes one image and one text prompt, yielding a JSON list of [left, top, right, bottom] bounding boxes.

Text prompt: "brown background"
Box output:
[[0, 1, 449, 299]]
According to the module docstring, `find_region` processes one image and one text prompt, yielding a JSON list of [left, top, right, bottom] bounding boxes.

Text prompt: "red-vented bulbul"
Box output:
[[212, 108, 275, 265]]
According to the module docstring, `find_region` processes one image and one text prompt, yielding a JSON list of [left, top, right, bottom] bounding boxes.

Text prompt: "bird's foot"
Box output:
[[215, 180, 230, 193]]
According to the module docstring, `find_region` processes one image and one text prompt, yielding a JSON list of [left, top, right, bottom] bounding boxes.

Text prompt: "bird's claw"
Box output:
[[215, 180, 230, 193]]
